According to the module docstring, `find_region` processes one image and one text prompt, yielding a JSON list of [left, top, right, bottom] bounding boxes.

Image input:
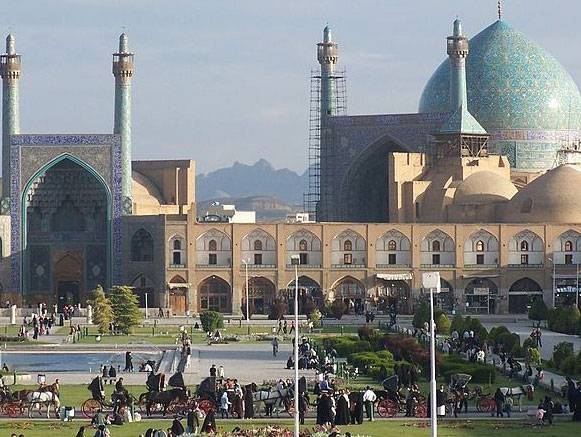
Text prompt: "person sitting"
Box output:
[[112, 377, 129, 412], [108, 365, 117, 381], [286, 356, 294, 369]]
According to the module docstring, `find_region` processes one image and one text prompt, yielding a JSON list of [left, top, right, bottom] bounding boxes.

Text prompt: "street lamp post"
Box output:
[[290, 254, 300, 437], [145, 292, 148, 319], [242, 259, 250, 335], [422, 272, 441, 437]]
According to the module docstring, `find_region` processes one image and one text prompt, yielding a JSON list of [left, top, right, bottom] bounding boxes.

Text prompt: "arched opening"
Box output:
[[168, 275, 188, 314], [286, 276, 323, 314], [131, 229, 154, 261], [375, 279, 411, 314], [198, 276, 232, 313], [169, 236, 185, 267], [339, 135, 407, 222], [432, 278, 454, 312], [131, 274, 155, 307], [243, 277, 276, 315], [509, 278, 543, 314], [465, 278, 499, 314], [54, 253, 83, 311], [24, 157, 109, 305], [332, 276, 366, 314]]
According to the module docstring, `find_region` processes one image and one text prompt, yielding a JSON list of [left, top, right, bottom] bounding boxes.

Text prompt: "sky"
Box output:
[[3, 0, 581, 175]]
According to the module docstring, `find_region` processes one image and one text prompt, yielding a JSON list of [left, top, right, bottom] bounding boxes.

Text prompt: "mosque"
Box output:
[[1, 5, 581, 316]]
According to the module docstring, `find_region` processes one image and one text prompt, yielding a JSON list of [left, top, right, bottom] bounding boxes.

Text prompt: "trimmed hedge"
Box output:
[[440, 355, 497, 383], [322, 336, 372, 356], [548, 305, 581, 335]]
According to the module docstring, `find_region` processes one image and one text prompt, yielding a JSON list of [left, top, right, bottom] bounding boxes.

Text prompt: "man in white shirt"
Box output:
[[362, 386, 376, 421]]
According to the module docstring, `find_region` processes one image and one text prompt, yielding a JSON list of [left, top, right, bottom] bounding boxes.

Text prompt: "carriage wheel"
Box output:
[[4, 402, 23, 418], [413, 401, 427, 418], [199, 399, 214, 414], [168, 399, 187, 415], [81, 399, 102, 419], [376, 399, 397, 418], [477, 397, 492, 412]]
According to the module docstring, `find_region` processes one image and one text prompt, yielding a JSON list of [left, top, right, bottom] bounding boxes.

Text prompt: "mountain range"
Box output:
[[195, 159, 308, 204]]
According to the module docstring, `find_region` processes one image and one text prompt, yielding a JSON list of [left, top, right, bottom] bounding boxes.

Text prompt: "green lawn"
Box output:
[[0, 419, 576, 437]]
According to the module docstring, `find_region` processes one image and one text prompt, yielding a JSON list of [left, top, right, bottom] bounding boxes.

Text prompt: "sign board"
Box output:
[[473, 287, 489, 296], [422, 272, 441, 293]]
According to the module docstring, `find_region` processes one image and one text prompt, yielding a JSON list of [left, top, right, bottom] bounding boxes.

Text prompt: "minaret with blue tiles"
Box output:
[[317, 25, 338, 119], [447, 19, 469, 111], [112, 32, 134, 213], [437, 19, 489, 159], [0, 34, 21, 204]]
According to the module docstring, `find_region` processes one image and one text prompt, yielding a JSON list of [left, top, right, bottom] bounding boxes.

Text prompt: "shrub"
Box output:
[[200, 311, 224, 333], [576, 350, 581, 375], [268, 298, 287, 320], [450, 314, 464, 334], [322, 336, 372, 356], [561, 355, 577, 375], [381, 334, 442, 377], [412, 301, 430, 329], [548, 305, 581, 335], [522, 337, 536, 350], [497, 332, 520, 354], [436, 313, 451, 336], [331, 299, 348, 320], [358, 325, 376, 341], [443, 365, 496, 384], [301, 299, 317, 317], [552, 341, 574, 369], [489, 325, 510, 343], [463, 317, 488, 340], [529, 348, 541, 366], [309, 309, 322, 328], [528, 298, 549, 322], [348, 350, 395, 380]]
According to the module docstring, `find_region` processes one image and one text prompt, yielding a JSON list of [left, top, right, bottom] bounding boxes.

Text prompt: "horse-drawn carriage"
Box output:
[[376, 375, 426, 418], [81, 376, 135, 419]]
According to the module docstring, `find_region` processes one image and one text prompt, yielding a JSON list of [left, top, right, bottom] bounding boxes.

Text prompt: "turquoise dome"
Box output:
[[419, 20, 581, 170], [420, 20, 581, 131]]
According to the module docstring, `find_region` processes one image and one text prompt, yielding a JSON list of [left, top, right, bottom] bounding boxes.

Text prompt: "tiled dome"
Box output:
[[419, 20, 581, 170]]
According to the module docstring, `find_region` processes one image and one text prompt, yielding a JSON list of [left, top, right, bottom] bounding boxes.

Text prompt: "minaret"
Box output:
[[0, 34, 21, 201], [437, 19, 488, 159], [447, 19, 469, 111], [112, 32, 134, 208], [317, 25, 338, 118]]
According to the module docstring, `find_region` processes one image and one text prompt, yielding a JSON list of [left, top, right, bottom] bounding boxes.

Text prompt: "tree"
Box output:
[[436, 313, 451, 335], [331, 299, 348, 320], [412, 301, 430, 329], [89, 285, 113, 334], [528, 298, 549, 323], [268, 298, 287, 320], [200, 311, 224, 332], [107, 285, 142, 334]]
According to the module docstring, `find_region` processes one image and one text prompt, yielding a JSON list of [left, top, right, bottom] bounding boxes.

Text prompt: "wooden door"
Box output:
[[169, 291, 186, 314]]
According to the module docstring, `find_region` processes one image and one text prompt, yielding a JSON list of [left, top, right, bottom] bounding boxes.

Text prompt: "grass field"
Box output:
[[0, 418, 576, 437]]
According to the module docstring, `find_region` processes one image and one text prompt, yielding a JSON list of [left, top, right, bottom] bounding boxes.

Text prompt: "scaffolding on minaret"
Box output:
[[303, 67, 347, 221]]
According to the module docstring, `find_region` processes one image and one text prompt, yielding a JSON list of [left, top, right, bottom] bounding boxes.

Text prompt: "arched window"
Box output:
[[344, 240, 352, 251], [565, 240, 573, 252], [476, 241, 484, 252], [131, 229, 153, 261], [520, 241, 529, 251], [299, 239, 308, 251], [432, 240, 441, 252], [254, 240, 263, 251], [208, 239, 217, 251], [173, 240, 181, 250], [388, 240, 397, 251]]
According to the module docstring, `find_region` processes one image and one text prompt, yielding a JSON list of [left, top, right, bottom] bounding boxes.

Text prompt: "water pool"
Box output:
[[0, 351, 161, 372]]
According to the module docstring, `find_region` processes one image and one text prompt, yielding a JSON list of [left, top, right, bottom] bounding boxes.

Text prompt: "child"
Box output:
[[536, 402, 546, 426]]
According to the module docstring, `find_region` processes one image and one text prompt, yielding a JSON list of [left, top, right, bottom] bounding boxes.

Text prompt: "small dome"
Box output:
[[503, 165, 581, 223], [132, 170, 164, 211], [453, 171, 517, 205]]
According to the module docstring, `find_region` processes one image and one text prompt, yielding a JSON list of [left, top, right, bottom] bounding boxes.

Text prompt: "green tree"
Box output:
[[200, 311, 224, 332], [107, 285, 142, 334], [528, 297, 549, 323], [412, 301, 430, 329], [450, 314, 464, 334], [436, 313, 451, 335], [89, 285, 113, 334]]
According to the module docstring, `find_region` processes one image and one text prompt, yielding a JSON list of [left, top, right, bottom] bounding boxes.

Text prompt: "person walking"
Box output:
[[289, 320, 295, 334], [362, 386, 376, 421], [209, 364, 217, 378], [272, 337, 279, 357], [566, 377, 576, 414], [298, 391, 308, 425], [283, 320, 288, 334], [124, 351, 133, 372], [220, 391, 231, 419]]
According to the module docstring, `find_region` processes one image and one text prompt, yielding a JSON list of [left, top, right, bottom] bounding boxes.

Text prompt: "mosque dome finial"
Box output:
[[119, 32, 128, 53], [453, 18, 463, 36], [5, 34, 15, 55], [498, 0, 502, 20], [323, 24, 332, 43]]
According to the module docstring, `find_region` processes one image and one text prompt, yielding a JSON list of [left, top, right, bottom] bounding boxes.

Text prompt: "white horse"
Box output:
[[500, 384, 534, 412], [26, 391, 60, 418], [253, 387, 292, 417]]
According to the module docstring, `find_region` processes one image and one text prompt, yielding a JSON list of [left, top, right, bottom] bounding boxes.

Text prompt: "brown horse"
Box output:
[[139, 388, 189, 417]]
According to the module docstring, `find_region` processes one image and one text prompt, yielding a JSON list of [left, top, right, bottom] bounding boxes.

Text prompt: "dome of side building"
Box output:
[[453, 171, 518, 206], [503, 164, 581, 223]]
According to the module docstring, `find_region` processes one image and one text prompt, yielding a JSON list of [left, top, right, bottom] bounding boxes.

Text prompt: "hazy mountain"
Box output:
[[197, 196, 302, 222], [196, 159, 308, 204]]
